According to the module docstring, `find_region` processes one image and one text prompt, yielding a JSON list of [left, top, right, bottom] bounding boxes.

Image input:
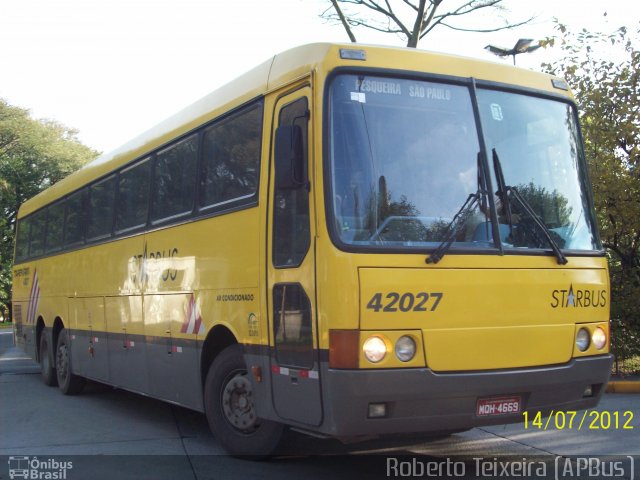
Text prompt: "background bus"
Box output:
[[12, 43, 612, 456]]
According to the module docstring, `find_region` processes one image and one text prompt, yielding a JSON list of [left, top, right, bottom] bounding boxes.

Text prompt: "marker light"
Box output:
[[395, 336, 416, 362], [363, 336, 387, 363], [340, 48, 366, 61], [576, 328, 590, 352], [592, 327, 607, 350]]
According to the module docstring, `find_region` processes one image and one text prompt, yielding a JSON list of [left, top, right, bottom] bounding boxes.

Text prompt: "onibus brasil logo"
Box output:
[[7, 456, 72, 479]]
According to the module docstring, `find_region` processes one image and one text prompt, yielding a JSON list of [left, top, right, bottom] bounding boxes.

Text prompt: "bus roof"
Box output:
[[19, 42, 571, 218]]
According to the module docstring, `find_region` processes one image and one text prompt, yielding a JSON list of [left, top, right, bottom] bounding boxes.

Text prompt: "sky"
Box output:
[[0, 0, 636, 154]]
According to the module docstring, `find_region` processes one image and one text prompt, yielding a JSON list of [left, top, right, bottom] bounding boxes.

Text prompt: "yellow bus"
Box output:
[[12, 43, 612, 456]]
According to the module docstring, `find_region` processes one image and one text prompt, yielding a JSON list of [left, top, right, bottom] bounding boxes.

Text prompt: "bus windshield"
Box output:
[[328, 74, 600, 253]]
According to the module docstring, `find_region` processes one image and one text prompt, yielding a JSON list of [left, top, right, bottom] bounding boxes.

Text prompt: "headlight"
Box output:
[[576, 328, 590, 352], [395, 335, 416, 362], [363, 336, 387, 363], [592, 327, 607, 350]]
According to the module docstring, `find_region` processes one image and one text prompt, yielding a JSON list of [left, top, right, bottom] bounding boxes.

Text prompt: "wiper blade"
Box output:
[[506, 186, 568, 265], [492, 148, 514, 237], [426, 192, 480, 264], [492, 148, 568, 265]]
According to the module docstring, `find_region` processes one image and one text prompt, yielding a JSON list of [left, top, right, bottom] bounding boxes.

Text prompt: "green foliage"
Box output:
[[516, 182, 572, 229], [0, 99, 98, 320], [542, 22, 640, 367]]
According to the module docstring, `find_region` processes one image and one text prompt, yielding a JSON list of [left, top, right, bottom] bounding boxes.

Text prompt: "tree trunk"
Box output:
[[407, 0, 428, 48]]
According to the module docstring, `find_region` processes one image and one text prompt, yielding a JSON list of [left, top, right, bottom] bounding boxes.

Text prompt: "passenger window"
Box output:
[[88, 176, 116, 240], [199, 103, 262, 209], [45, 202, 65, 253], [115, 158, 151, 232], [64, 190, 86, 246], [15, 219, 30, 261], [29, 210, 46, 257], [152, 135, 198, 222]]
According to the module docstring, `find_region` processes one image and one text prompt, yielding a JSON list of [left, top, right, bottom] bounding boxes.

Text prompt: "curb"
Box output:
[[606, 381, 640, 393]]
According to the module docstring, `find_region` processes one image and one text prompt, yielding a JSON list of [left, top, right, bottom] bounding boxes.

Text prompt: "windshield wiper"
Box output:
[[426, 191, 481, 264], [492, 148, 514, 238], [492, 148, 568, 265], [427, 152, 489, 264]]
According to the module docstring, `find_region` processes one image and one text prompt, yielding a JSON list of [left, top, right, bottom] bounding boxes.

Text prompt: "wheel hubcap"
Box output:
[[221, 372, 258, 432]]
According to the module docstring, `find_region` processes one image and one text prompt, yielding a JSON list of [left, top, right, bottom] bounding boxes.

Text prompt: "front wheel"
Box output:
[[204, 345, 283, 458], [55, 328, 85, 395]]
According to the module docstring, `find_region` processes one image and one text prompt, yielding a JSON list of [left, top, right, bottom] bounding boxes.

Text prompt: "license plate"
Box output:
[[476, 395, 522, 416]]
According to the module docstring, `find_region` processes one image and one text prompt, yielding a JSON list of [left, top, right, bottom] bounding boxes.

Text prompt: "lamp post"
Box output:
[[484, 38, 541, 65]]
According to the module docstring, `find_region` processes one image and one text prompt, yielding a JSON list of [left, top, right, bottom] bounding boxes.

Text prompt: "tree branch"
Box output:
[[435, 0, 502, 19], [401, 0, 419, 12], [421, 0, 508, 38], [361, 0, 412, 38], [324, 0, 535, 47], [419, 0, 441, 36], [436, 16, 535, 34], [344, 18, 405, 34], [329, 0, 358, 42]]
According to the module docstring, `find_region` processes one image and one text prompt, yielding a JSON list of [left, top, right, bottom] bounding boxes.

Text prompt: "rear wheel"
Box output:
[[204, 344, 284, 458], [55, 328, 85, 395], [39, 332, 57, 387]]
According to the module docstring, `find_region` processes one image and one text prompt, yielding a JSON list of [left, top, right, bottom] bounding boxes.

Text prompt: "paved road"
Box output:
[[1, 329, 638, 480]]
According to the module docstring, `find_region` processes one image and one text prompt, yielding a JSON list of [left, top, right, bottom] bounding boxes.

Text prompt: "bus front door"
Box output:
[[267, 86, 322, 426]]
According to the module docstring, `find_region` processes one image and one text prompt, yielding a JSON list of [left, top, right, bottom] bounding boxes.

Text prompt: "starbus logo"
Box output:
[[550, 284, 607, 309], [7, 456, 73, 479], [130, 241, 179, 285]]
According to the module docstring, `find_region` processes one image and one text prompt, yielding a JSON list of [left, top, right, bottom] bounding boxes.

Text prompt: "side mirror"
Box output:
[[274, 125, 306, 189]]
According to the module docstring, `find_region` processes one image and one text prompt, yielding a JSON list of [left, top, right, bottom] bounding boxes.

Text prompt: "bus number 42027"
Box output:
[[366, 292, 443, 313]]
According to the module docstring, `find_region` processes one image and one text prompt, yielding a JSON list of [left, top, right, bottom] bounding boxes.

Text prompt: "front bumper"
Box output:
[[319, 354, 613, 437]]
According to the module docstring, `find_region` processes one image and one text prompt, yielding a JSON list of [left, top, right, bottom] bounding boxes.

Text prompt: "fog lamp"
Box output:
[[368, 403, 387, 418]]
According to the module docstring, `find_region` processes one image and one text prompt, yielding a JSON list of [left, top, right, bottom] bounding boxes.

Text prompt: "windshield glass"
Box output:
[[327, 74, 600, 252], [329, 74, 488, 248], [477, 89, 600, 250]]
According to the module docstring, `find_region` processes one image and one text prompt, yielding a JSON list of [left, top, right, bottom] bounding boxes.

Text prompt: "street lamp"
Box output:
[[485, 38, 541, 65]]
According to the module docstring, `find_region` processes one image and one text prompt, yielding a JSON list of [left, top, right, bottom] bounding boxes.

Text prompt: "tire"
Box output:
[[39, 331, 57, 387], [55, 328, 85, 395], [204, 344, 284, 458]]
